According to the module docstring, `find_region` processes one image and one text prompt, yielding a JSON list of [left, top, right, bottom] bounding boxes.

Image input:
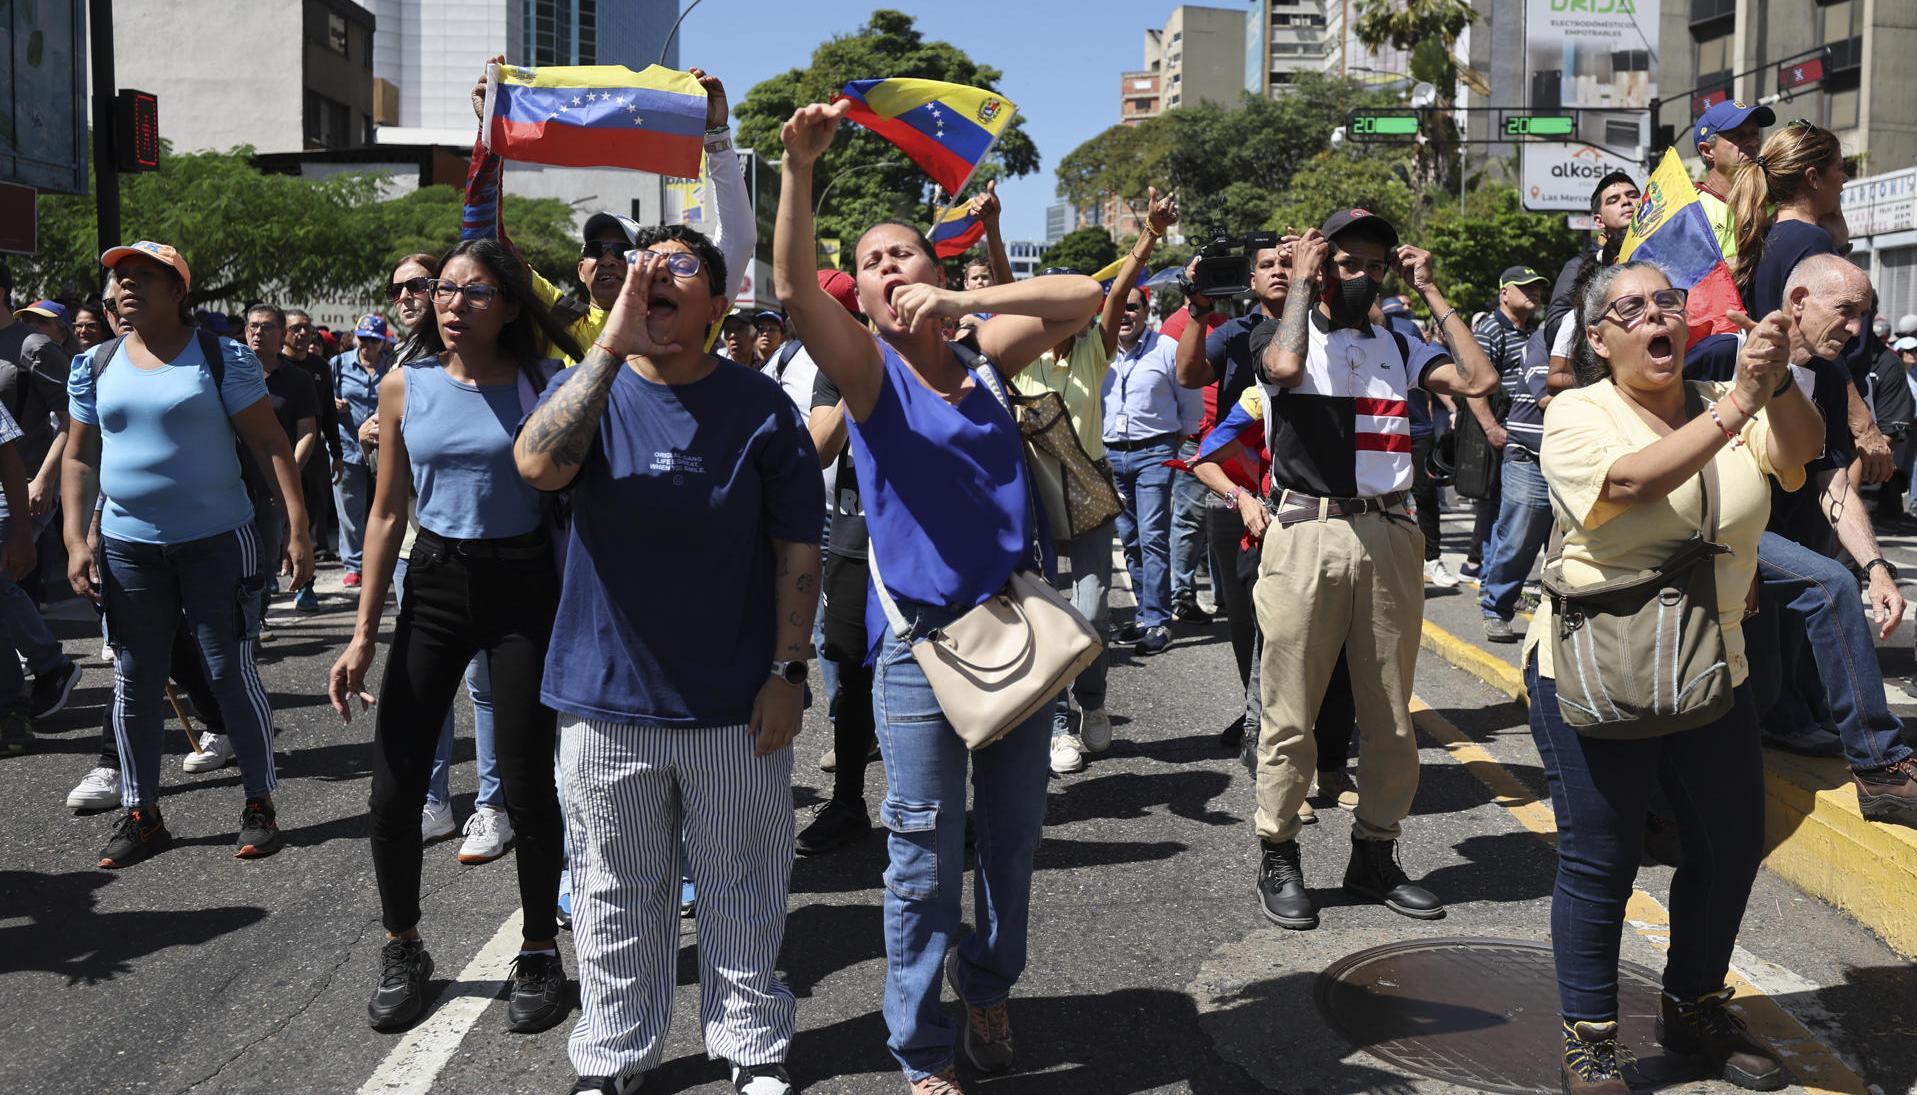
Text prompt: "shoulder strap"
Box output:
[[1390, 329, 1411, 373], [198, 330, 227, 392], [1546, 384, 1725, 570], [771, 338, 802, 380], [94, 334, 127, 377]]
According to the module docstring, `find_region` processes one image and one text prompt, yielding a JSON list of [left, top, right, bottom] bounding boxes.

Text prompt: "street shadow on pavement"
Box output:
[[1410, 830, 1556, 906], [1766, 963, 1917, 1095], [0, 870, 267, 985], [1043, 770, 1239, 827]]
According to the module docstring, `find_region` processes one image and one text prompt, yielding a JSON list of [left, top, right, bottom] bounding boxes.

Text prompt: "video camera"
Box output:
[[1191, 227, 1281, 299]]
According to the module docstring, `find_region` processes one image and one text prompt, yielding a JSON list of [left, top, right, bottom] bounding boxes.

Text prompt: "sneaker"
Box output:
[[1458, 561, 1483, 580], [294, 585, 321, 612], [421, 799, 456, 843], [1562, 1019, 1635, 1094], [28, 660, 82, 720], [1297, 797, 1317, 825], [1171, 598, 1212, 624], [98, 806, 170, 869], [1049, 733, 1086, 775], [1854, 757, 1917, 823], [257, 629, 276, 646], [1423, 559, 1461, 588], [1317, 768, 1359, 810], [342, 571, 362, 589], [680, 877, 696, 919], [367, 937, 434, 1031], [506, 950, 571, 1033], [0, 710, 31, 755], [67, 766, 123, 810], [817, 745, 838, 772], [728, 1062, 793, 1095], [1256, 839, 1316, 929], [909, 1071, 963, 1095], [1483, 616, 1519, 643], [1080, 707, 1113, 753], [1343, 835, 1445, 920], [236, 797, 283, 858], [1113, 622, 1145, 645], [1656, 986, 1788, 1090], [99, 639, 114, 664], [947, 952, 1014, 1072], [557, 869, 573, 930], [183, 732, 236, 773], [1134, 625, 1171, 655], [571, 1076, 644, 1094], [1760, 724, 1843, 758], [796, 800, 871, 855], [457, 804, 514, 864]]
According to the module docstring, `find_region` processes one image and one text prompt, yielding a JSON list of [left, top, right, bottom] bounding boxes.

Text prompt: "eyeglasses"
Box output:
[[428, 279, 501, 309], [580, 240, 628, 262], [1601, 287, 1688, 328], [386, 276, 431, 302], [245, 321, 281, 333], [636, 250, 703, 279]]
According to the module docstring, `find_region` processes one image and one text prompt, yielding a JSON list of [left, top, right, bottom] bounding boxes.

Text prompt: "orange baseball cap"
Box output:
[[100, 241, 192, 292]]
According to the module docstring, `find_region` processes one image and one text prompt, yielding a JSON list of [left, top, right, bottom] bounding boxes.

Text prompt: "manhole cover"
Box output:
[[1315, 937, 1663, 1094]]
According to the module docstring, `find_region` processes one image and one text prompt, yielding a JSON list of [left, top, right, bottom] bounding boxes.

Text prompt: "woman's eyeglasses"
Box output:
[[428, 279, 501, 309], [636, 250, 703, 279], [1602, 287, 1689, 328], [386, 276, 432, 302]]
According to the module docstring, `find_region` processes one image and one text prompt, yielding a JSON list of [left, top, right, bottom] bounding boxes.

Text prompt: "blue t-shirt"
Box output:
[[332, 347, 390, 467], [1204, 313, 1269, 419], [1746, 220, 1834, 319], [69, 334, 268, 545], [1384, 315, 1435, 439], [401, 362, 549, 541], [537, 359, 823, 727]]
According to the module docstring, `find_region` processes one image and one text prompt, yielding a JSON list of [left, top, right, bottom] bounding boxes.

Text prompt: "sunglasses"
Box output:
[[1601, 287, 1688, 328], [580, 239, 628, 262], [428, 279, 501, 309], [386, 276, 432, 302]]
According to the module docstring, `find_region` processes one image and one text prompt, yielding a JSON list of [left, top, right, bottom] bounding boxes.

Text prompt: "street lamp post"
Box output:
[[659, 0, 706, 67], [814, 162, 910, 219]]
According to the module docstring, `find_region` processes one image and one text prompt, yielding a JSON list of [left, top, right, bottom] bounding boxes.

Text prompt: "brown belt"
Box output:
[[1270, 490, 1409, 528]]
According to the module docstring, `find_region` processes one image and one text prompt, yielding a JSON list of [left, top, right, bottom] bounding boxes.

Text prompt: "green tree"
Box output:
[[732, 9, 1039, 252], [1353, 0, 1477, 196], [1421, 182, 1581, 315], [1264, 154, 1416, 239], [1039, 227, 1117, 275], [1054, 120, 1170, 230]]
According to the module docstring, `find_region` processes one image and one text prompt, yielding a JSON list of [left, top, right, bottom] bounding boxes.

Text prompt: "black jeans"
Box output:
[[1409, 434, 1441, 561], [97, 612, 226, 768], [367, 529, 562, 942], [821, 551, 877, 808]]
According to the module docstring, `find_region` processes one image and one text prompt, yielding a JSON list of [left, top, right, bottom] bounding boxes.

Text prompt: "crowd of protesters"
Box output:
[[5, 64, 1917, 1095]]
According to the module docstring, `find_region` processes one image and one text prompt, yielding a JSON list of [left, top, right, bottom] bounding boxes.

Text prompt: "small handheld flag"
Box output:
[[484, 63, 707, 178], [835, 78, 1015, 194], [1619, 149, 1745, 342], [929, 205, 986, 259]]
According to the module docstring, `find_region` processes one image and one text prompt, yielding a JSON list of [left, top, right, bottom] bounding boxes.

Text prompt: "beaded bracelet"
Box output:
[[1707, 401, 1743, 448]]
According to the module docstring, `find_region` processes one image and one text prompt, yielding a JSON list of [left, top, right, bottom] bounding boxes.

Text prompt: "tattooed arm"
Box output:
[[750, 538, 822, 757], [1260, 229, 1326, 388]]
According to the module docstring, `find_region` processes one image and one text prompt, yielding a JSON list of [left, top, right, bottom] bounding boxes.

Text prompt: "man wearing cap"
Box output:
[[331, 315, 395, 588], [1248, 208, 1499, 930], [1469, 267, 1550, 642], [17, 300, 79, 356], [1694, 100, 1776, 264], [753, 311, 789, 368]]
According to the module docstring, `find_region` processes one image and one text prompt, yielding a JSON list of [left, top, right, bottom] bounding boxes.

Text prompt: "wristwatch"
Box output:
[[1863, 558, 1899, 582], [770, 659, 809, 686]]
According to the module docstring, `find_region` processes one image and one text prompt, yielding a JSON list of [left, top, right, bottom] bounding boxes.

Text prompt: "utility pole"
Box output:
[[88, 0, 120, 259]]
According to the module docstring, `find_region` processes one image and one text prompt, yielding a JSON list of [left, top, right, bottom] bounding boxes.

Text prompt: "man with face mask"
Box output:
[[1693, 101, 1775, 264], [1470, 267, 1550, 642], [1245, 209, 1500, 929]]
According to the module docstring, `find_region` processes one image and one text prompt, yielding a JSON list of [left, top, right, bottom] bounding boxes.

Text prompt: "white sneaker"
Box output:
[[99, 640, 114, 664], [182, 732, 236, 773], [1424, 559, 1461, 589], [1049, 733, 1087, 775], [457, 804, 514, 864], [421, 799, 456, 843], [66, 766, 122, 810], [1081, 708, 1113, 754]]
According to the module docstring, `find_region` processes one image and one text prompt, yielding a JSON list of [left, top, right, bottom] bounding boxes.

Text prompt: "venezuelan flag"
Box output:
[[835, 78, 1015, 194], [1620, 149, 1745, 343], [929, 206, 985, 258], [484, 63, 706, 178]]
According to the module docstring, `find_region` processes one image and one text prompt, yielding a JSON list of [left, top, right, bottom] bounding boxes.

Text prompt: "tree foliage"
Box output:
[[1421, 182, 1582, 315], [1264, 154, 1416, 239], [1038, 227, 1117, 275], [1054, 122, 1169, 228], [732, 9, 1038, 252]]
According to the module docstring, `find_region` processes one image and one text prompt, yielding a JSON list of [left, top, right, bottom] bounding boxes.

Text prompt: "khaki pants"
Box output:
[[1252, 504, 1424, 844]]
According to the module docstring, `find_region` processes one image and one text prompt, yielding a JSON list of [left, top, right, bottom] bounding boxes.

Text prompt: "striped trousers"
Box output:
[[559, 717, 797, 1077]]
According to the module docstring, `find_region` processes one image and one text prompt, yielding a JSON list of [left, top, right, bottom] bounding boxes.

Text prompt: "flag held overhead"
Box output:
[[484, 63, 708, 178], [835, 78, 1016, 194], [929, 205, 986, 259], [1619, 149, 1745, 344]]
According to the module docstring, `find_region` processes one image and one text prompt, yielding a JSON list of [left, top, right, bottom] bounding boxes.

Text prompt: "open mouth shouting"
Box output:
[[1646, 331, 1674, 365]]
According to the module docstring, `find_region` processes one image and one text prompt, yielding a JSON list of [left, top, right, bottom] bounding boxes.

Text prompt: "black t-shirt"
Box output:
[[810, 369, 867, 559], [1746, 220, 1834, 319], [289, 353, 342, 462], [0, 322, 72, 474], [1203, 312, 1271, 418], [262, 361, 320, 451]]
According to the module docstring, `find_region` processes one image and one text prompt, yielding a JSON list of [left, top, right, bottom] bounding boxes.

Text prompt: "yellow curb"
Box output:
[[1411, 699, 1869, 1095], [1419, 618, 1917, 961]]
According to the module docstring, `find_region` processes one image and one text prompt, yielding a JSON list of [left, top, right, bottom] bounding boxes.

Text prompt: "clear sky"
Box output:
[[679, 0, 1197, 244]]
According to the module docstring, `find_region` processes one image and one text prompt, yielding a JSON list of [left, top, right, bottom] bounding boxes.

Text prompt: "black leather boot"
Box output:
[[1343, 835, 1445, 919], [1256, 840, 1316, 929]]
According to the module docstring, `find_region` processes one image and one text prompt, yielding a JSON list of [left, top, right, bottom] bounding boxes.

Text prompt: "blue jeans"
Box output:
[[1108, 441, 1176, 628], [103, 525, 276, 807], [428, 654, 502, 809], [0, 506, 69, 715], [1169, 438, 1207, 603], [334, 461, 373, 573], [1051, 521, 1113, 732], [872, 601, 1051, 1082], [1746, 530, 1913, 771], [1478, 453, 1554, 622], [1527, 658, 1765, 1021]]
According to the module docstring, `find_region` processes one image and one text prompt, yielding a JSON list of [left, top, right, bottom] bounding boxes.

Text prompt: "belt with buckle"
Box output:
[[1269, 489, 1409, 528], [1104, 431, 1180, 453]]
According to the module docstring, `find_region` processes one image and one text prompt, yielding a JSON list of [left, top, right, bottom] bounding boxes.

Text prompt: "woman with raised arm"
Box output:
[[773, 100, 1101, 1095]]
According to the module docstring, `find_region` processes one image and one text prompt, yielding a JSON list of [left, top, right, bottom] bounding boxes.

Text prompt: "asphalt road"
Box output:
[[1, 527, 1912, 1095]]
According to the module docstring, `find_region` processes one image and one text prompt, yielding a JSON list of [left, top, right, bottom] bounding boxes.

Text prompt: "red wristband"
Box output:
[[1723, 387, 1753, 420], [592, 341, 619, 359]]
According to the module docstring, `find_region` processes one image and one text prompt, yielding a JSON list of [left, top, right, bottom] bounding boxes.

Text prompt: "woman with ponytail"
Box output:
[[1728, 120, 1848, 317]]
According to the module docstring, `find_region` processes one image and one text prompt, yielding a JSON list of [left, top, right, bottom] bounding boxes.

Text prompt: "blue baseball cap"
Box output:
[[353, 313, 391, 340], [15, 300, 69, 324], [1694, 100, 1776, 149]]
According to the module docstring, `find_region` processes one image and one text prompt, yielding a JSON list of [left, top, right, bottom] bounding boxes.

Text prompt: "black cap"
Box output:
[[1319, 208, 1399, 251], [1499, 265, 1548, 288]]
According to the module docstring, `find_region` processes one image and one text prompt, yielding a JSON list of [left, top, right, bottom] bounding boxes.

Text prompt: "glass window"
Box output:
[[327, 13, 347, 55], [1694, 29, 1731, 79], [304, 90, 321, 145], [1821, 0, 1856, 41]]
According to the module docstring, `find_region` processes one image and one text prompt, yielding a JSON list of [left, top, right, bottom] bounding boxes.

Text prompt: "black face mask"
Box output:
[[1329, 273, 1380, 328]]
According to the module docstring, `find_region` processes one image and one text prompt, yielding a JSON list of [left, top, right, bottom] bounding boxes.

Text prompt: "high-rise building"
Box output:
[[1007, 240, 1044, 280], [1120, 68, 1164, 126], [1045, 201, 1076, 244], [1243, 0, 1334, 97], [1157, 6, 1248, 113]]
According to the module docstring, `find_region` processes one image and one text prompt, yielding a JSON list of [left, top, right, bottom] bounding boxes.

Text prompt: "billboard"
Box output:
[[1, 2, 89, 194], [1520, 0, 1657, 211]]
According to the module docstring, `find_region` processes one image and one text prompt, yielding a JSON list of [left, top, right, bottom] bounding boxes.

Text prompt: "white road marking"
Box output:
[[356, 916, 525, 1095]]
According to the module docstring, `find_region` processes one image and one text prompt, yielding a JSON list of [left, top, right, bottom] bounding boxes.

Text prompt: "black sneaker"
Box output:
[[571, 1075, 643, 1093], [1113, 622, 1146, 645], [367, 938, 434, 1031], [0, 710, 31, 755], [1343, 835, 1445, 920], [796, 800, 871, 855], [506, 950, 572, 1033], [1134, 625, 1172, 655], [1256, 840, 1316, 929], [235, 797, 283, 859], [1172, 598, 1212, 624], [98, 807, 170, 869], [29, 659, 82, 721], [728, 1061, 793, 1094]]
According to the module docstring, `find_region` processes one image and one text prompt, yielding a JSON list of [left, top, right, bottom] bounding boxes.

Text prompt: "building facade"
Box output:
[[1158, 5, 1248, 113], [1007, 240, 1044, 281], [1045, 201, 1076, 244]]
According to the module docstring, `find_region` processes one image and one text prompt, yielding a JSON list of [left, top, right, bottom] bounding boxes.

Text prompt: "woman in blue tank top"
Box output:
[[774, 101, 1104, 1093], [326, 238, 581, 1038]]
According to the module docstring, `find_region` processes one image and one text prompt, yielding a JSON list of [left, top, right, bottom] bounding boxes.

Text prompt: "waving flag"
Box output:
[[835, 78, 1015, 194], [483, 63, 707, 177], [929, 205, 985, 258], [1619, 149, 1745, 342]]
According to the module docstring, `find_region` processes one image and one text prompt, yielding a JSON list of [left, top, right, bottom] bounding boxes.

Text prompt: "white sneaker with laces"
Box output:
[[421, 799, 456, 843], [66, 766, 122, 810], [1080, 708, 1113, 754], [457, 804, 514, 864], [1049, 733, 1087, 775], [1423, 559, 1461, 589], [182, 732, 236, 773]]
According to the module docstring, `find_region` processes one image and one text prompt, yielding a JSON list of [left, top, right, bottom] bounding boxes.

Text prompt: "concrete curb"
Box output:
[[1419, 618, 1917, 960]]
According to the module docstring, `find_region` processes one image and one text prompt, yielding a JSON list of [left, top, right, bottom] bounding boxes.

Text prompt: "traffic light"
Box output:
[[114, 89, 159, 173]]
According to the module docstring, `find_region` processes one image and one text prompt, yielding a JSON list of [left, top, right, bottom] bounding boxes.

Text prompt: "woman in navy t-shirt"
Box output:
[[774, 100, 1104, 1093], [1728, 120, 1847, 318]]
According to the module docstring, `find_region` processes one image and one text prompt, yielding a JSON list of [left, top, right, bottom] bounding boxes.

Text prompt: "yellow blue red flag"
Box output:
[[835, 78, 1015, 194], [483, 63, 707, 178], [929, 205, 985, 259], [1619, 149, 1745, 342]]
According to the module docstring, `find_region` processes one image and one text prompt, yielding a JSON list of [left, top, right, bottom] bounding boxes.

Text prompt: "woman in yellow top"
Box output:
[[1525, 261, 1821, 1094]]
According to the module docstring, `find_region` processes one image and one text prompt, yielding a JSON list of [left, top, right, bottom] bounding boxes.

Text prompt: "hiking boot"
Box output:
[[1656, 986, 1788, 1090], [29, 659, 82, 720], [235, 797, 282, 858], [0, 710, 31, 755], [728, 1062, 792, 1095], [909, 1071, 963, 1095], [457, 804, 513, 864], [1343, 835, 1445, 919], [947, 952, 1013, 1072], [67, 766, 123, 810], [1424, 559, 1461, 588], [367, 938, 434, 1031], [1049, 733, 1086, 775], [1317, 768, 1360, 810], [98, 807, 170, 869], [1483, 616, 1520, 643], [506, 950, 571, 1033], [796, 799, 870, 855], [1256, 840, 1316, 929], [1080, 707, 1113, 753], [1562, 1019, 1635, 1094], [1853, 756, 1917, 823], [183, 732, 236, 773]]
